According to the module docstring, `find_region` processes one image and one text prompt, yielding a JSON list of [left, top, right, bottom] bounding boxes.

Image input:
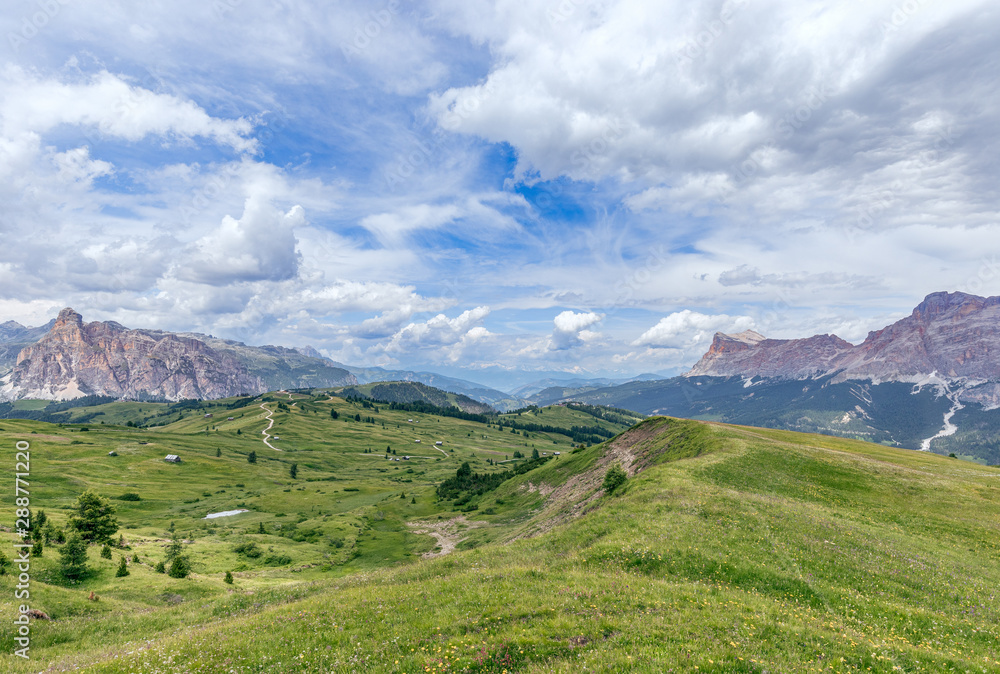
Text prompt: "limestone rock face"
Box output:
[[687, 292, 1000, 383], [0, 309, 356, 401]]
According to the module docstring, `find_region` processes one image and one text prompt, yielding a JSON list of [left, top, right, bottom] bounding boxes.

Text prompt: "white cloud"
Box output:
[[177, 196, 304, 286], [549, 310, 603, 350], [0, 67, 256, 152], [633, 310, 755, 349], [383, 306, 491, 354]]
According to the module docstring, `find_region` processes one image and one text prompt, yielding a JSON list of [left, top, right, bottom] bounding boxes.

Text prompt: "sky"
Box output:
[[1, 0, 998, 383]]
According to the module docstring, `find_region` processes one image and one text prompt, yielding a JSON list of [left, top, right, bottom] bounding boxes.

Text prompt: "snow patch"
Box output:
[[202, 509, 249, 519]]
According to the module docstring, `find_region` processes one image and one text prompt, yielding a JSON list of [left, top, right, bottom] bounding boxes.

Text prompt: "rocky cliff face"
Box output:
[[0, 309, 356, 401], [687, 292, 1000, 384]]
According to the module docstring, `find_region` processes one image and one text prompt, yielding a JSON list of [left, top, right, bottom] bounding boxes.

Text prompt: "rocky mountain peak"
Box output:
[[689, 291, 1000, 383], [54, 307, 84, 330], [0, 309, 356, 402]]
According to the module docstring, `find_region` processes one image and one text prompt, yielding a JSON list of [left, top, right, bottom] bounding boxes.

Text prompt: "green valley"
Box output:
[[1, 386, 998, 672]]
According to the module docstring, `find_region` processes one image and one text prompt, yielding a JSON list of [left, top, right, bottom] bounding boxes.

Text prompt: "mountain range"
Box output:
[[530, 291, 1000, 463], [689, 291, 1000, 400], [4, 292, 1000, 463], [0, 308, 356, 401]]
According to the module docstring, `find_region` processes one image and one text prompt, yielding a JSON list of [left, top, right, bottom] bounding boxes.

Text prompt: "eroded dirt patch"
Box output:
[[407, 516, 485, 558]]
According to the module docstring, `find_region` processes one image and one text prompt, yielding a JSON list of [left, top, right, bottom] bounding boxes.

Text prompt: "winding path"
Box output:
[[259, 403, 282, 451]]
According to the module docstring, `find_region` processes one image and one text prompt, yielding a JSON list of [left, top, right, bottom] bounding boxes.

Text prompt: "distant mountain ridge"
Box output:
[[689, 291, 1000, 395], [527, 291, 1000, 463], [335, 381, 495, 415], [327, 362, 523, 411], [0, 308, 356, 402]]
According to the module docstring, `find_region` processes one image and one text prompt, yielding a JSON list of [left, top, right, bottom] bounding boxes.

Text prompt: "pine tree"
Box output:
[[258, 522, 266, 534], [59, 533, 89, 580], [166, 536, 183, 561], [224, 571, 234, 585], [116, 556, 129, 577], [101, 543, 113, 559], [216, 447, 222, 457], [31, 540, 43, 557], [69, 491, 119, 543], [155, 560, 166, 573], [248, 451, 257, 464], [290, 463, 298, 479], [168, 555, 191, 578]]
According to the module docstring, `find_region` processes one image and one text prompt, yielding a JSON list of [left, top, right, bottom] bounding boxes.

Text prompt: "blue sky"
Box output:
[[1, 0, 998, 382]]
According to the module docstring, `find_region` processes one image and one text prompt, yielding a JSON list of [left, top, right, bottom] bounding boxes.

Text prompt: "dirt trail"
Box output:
[[407, 516, 484, 558], [259, 403, 281, 451]]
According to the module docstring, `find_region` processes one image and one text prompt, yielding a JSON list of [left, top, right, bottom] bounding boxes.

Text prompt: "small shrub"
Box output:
[[224, 571, 234, 584], [602, 465, 628, 494], [100, 544, 113, 559], [168, 555, 191, 578], [116, 556, 129, 577], [263, 554, 292, 566], [232, 541, 262, 558], [155, 561, 166, 573]]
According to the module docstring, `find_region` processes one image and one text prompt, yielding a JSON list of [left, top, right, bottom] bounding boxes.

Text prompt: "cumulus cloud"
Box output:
[[383, 306, 492, 354], [177, 196, 304, 286], [549, 310, 603, 350], [633, 310, 755, 349]]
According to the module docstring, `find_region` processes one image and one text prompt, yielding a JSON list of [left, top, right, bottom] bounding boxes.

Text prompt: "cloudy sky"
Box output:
[[1, 0, 998, 384]]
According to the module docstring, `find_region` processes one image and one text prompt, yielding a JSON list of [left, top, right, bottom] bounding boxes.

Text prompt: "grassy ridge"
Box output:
[[2, 404, 999, 672]]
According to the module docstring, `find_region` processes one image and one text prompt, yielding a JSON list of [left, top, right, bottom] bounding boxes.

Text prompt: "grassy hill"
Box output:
[[1, 393, 999, 672], [546, 374, 1000, 465], [335, 380, 496, 415]]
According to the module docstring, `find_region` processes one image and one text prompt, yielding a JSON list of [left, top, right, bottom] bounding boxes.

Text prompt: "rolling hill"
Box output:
[[1, 391, 998, 672]]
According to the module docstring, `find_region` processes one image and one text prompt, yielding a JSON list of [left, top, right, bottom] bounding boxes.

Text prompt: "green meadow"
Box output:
[[1, 391, 999, 672]]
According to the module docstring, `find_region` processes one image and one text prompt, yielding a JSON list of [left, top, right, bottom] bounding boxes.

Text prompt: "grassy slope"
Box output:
[[2, 410, 999, 672], [0, 393, 608, 670]]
